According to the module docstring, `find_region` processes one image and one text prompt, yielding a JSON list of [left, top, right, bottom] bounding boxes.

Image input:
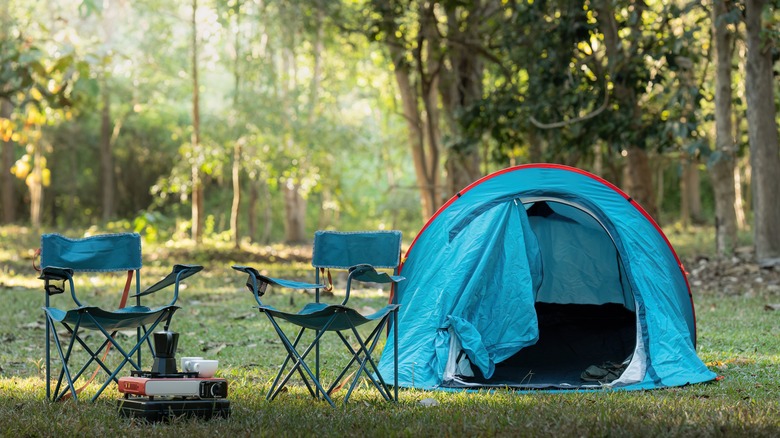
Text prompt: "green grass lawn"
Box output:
[[1, 225, 779, 436]]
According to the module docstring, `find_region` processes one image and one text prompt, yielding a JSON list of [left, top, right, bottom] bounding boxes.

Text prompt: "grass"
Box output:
[[1, 225, 780, 436]]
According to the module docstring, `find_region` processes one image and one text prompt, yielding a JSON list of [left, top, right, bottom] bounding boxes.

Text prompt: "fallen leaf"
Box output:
[[21, 322, 46, 330], [200, 342, 228, 355], [764, 304, 780, 311], [419, 397, 439, 407]]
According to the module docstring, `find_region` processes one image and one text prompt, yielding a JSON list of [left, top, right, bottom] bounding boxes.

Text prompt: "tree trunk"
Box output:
[[389, 43, 440, 220], [230, 142, 241, 248], [734, 163, 746, 230], [745, 0, 780, 265], [595, 0, 658, 222], [440, 4, 483, 197], [709, 0, 739, 255], [229, 7, 243, 249], [261, 181, 272, 244], [29, 138, 43, 230], [247, 182, 258, 243], [624, 147, 658, 221], [282, 179, 306, 243], [1, 99, 15, 223], [680, 157, 689, 228], [685, 161, 703, 224], [100, 78, 115, 222], [191, 0, 204, 243]]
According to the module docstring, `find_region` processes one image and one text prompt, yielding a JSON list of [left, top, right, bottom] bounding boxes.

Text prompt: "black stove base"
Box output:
[[117, 397, 230, 422]]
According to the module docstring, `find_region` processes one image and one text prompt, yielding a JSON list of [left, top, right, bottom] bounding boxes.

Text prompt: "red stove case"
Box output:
[[118, 375, 228, 398], [117, 371, 230, 421]]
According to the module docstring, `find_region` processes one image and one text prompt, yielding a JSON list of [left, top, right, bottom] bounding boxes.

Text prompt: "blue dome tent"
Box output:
[[378, 164, 715, 390]]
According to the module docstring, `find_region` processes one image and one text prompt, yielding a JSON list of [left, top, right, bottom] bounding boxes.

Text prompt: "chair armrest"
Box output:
[[133, 264, 203, 298], [39, 266, 74, 282], [232, 265, 325, 294], [342, 264, 405, 306], [39, 266, 75, 297], [348, 264, 405, 284]]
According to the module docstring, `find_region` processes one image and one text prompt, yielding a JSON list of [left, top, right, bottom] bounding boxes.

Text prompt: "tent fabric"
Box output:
[[377, 164, 716, 390]]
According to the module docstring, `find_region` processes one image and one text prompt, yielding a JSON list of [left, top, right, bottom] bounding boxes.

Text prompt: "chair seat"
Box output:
[[260, 303, 399, 332], [43, 305, 179, 331]]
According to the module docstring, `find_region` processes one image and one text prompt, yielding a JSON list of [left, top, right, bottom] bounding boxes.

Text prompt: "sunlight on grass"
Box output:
[[3, 225, 780, 436]]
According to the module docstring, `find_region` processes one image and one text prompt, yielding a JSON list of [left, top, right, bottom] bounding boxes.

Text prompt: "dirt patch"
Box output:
[[684, 247, 780, 297]]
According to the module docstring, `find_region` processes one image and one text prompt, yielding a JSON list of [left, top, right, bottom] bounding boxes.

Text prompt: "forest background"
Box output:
[[1, 0, 779, 263]]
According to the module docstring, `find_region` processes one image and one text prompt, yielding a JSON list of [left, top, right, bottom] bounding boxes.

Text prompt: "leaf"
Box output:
[[763, 304, 780, 311], [21, 321, 46, 330], [419, 398, 439, 407]]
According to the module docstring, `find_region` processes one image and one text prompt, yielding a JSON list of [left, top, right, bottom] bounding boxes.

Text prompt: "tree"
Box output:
[[744, 0, 780, 265], [709, 0, 739, 255], [366, 0, 443, 221], [1, 1, 89, 229], [191, 0, 204, 243]]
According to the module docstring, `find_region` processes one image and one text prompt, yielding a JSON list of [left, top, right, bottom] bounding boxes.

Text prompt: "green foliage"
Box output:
[[0, 0, 774, 237]]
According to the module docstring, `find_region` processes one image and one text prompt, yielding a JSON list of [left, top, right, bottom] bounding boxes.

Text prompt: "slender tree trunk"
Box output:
[[680, 158, 690, 228], [1, 99, 15, 223], [100, 78, 115, 222], [596, 0, 658, 221], [390, 51, 439, 220], [247, 183, 258, 242], [734, 163, 746, 230], [261, 181, 272, 244], [191, 0, 204, 243], [229, 7, 243, 249], [387, 22, 442, 221], [230, 142, 241, 248], [440, 4, 483, 197], [710, 0, 739, 255], [624, 147, 658, 220], [0, 0, 13, 223], [29, 137, 43, 230], [686, 161, 703, 223], [745, 0, 780, 265], [282, 179, 306, 243]]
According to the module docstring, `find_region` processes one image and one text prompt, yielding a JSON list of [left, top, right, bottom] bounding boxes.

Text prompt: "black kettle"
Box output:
[[151, 330, 179, 375]]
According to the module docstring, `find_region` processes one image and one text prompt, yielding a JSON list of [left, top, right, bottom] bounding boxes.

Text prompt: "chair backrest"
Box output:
[[41, 233, 142, 272], [312, 230, 402, 270]]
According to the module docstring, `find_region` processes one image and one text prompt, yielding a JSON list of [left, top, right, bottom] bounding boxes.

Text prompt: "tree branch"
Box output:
[[529, 85, 610, 130]]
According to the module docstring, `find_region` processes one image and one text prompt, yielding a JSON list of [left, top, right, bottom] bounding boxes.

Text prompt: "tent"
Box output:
[[377, 164, 716, 390]]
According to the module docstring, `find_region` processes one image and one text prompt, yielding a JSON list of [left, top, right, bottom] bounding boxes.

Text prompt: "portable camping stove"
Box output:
[[116, 331, 229, 421], [117, 370, 230, 421]]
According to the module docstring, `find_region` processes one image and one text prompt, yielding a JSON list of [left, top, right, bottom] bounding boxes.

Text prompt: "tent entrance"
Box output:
[[444, 199, 638, 389], [448, 303, 636, 388]]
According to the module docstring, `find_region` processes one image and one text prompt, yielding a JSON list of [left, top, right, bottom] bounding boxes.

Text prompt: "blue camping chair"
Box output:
[[38, 233, 202, 401], [233, 230, 403, 406]]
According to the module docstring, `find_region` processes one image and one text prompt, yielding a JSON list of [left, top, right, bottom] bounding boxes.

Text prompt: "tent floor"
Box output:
[[444, 302, 636, 389]]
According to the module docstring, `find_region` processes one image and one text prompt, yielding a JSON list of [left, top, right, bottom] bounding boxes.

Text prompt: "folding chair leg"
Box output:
[[342, 318, 394, 403], [393, 308, 398, 402], [267, 325, 317, 400], [46, 317, 79, 401], [327, 327, 391, 402], [264, 313, 336, 407], [328, 315, 395, 404], [45, 316, 51, 401], [46, 311, 169, 402], [86, 313, 166, 401]]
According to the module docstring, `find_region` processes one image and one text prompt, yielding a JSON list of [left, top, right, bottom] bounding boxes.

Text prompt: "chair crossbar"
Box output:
[[264, 312, 337, 406], [38, 233, 201, 403], [45, 306, 174, 401], [233, 230, 402, 406]]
